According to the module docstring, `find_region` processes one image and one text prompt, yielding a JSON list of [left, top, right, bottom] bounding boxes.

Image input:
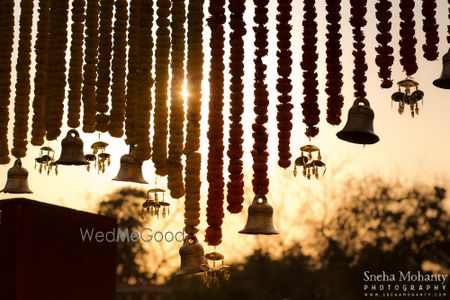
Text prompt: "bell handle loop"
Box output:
[[14, 159, 22, 168], [67, 129, 80, 138], [184, 234, 198, 245], [353, 97, 370, 107], [253, 195, 268, 204]]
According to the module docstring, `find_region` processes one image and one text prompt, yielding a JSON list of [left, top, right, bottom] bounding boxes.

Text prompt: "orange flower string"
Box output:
[[184, 0, 204, 236], [375, 0, 394, 88], [0, 0, 14, 164], [125, 0, 140, 146], [152, 0, 171, 176], [226, 0, 246, 214], [205, 0, 226, 247], [134, 0, 153, 161], [45, 0, 69, 141], [11, 0, 34, 159], [82, 0, 100, 133], [301, 0, 319, 138], [325, 0, 344, 125], [108, 0, 128, 138], [31, 0, 51, 146], [421, 0, 439, 61], [276, 0, 293, 167], [252, 0, 270, 197], [67, 0, 85, 129], [167, 0, 186, 199], [95, 0, 114, 132]]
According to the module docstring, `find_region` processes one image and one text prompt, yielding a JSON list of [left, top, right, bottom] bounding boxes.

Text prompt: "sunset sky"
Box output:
[[1, 0, 450, 272]]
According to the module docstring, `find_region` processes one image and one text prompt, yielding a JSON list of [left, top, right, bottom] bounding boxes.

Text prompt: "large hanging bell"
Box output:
[[55, 129, 87, 165], [177, 235, 206, 276], [112, 146, 148, 184], [1, 159, 32, 194], [239, 195, 278, 235], [337, 98, 380, 145], [433, 48, 450, 89]]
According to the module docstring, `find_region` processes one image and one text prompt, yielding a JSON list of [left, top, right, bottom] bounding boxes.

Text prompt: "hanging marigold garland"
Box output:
[[399, 0, 418, 76], [301, 0, 320, 138], [448, 0, 450, 44], [325, 0, 344, 125], [108, 0, 128, 138], [152, 0, 171, 176], [11, 0, 34, 159], [350, 0, 368, 98], [45, 0, 69, 141], [0, 0, 14, 164], [82, 0, 100, 133], [205, 0, 226, 247], [67, 0, 86, 129], [31, 0, 51, 146], [95, 0, 114, 132], [252, 0, 270, 197], [167, 0, 186, 199], [275, 0, 293, 168], [134, 0, 153, 161], [375, 0, 394, 88], [184, 0, 204, 236], [226, 0, 246, 214], [125, 0, 140, 146], [421, 0, 439, 61]]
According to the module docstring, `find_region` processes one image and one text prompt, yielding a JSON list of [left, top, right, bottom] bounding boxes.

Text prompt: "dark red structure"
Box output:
[[0, 198, 117, 300]]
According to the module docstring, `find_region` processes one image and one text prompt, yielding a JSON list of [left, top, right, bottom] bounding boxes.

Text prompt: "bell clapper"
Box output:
[[293, 144, 325, 180], [202, 250, 229, 286]]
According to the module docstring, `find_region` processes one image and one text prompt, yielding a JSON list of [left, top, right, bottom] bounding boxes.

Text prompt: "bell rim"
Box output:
[[432, 78, 450, 89], [238, 229, 279, 235], [176, 267, 206, 276], [1, 188, 33, 194], [55, 160, 88, 166], [336, 131, 380, 145], [112, 177, 149, 184]]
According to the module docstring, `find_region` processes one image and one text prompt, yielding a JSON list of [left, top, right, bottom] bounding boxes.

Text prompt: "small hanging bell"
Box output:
[[391, 78, 424, 117], [55, 129, 87, 165], [1, 159, 33, 194], [433, 48, 450, 89], [337, 97, 380, 145], [177, 235, 207, 276], [239, 195, 278, 235], [35, 146, 57, 175], [293, 145, 325, 179], [112, 146, 148, 184]]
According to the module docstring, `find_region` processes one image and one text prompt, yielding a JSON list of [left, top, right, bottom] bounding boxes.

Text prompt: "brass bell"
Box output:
[[55, 129, 87, 165], [433, 48, 450, 89], [239, 195, 278, 235], [337, 98, 380, 145], [1, 159, 33, 194], [112, 146, 148, 184], [177, 235, 207, 276]]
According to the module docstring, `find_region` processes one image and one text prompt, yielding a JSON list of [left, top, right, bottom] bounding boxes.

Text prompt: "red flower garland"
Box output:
[[252, 0, 270, 197], [375, 0, 394, 88], [325, 0, 344, 125], [226, 0, 246, 214], [399, 0, 418, 76], [276, 0, 293, 168], [11, 0, 34, 159], [421, 0, 439, 61], [350, 0, 368, 98], [31, 0, 51, 146], [205, 0, 226, 247], [108, 0, 127, 138], [301, 0, 319, 138]]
